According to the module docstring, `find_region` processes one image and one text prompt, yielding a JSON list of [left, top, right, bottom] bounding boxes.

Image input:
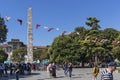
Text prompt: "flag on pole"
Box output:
[[48, 28, 54, 32], [36, 24, 41, 29], [17, 19, 23, 25]]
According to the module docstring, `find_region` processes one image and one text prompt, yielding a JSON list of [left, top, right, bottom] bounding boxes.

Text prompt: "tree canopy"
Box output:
[[0, 48, 8, 63], [0, 17, 8, 43], [12, 47, 27, 62], [12, 47, 49, 62], [33, 47, 49, 60], [48, 17, 120, 65]]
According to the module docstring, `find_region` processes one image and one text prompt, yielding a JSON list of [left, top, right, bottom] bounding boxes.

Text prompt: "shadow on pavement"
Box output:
[[37, 76, 65, 80], [7, 72, 41, 79], [72, 76, 82, 78], [56, 76, 65, 78], [37, 78, 51, 80]]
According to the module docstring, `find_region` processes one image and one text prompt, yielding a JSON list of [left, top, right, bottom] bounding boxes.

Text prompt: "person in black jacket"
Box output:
[[14, 63, 20, 80], [68, 62, 72, 78], [52, 62, 56, 78]]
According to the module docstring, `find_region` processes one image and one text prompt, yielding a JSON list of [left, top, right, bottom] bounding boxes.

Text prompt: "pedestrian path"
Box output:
[[1, 68, 120, 80]]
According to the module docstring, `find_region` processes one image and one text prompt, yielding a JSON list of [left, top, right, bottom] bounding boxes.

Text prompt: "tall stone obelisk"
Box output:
[[27, 7, 33, 63]]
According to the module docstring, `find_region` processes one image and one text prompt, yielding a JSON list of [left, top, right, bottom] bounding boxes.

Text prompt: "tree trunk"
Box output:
[[81, 61, 85, 67], [95, 54, 98, 65]]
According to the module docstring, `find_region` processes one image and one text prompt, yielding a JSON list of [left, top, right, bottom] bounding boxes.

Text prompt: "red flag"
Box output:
[[36, 24, 41, 29], [17, 19, 22, 25]]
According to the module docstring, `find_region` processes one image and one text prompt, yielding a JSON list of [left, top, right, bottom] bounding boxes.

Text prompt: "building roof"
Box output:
[[33, 46, 46, 49], [0, 44, 12, 48]]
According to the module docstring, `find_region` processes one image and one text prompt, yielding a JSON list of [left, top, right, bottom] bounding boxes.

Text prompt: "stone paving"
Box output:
[[1, 68, 120, 80]]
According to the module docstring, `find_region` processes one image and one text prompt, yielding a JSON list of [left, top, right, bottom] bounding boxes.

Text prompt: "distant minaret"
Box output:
[[27, 7, 33, 63]]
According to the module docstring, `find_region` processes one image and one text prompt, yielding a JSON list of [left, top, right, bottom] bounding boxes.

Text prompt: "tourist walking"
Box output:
[[4, 63, 8, 75], [26, 63, 31, 74], [63, 62, 68, 76], [0, 64, 3, 80], [14, 63, 20, 80], [101, 61, 117, 80], [47, 62, 53, 78], [52, 62, 56, 78], [10, 63, 15, 75], [68, 62, 72, 78]]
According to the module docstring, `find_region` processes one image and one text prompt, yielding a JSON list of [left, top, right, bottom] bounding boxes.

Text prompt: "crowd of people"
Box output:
[[46, 61, 117, 80], [46, 62, 73, 78], [0, 62, 33, 80], [0, 61, 118, 80]]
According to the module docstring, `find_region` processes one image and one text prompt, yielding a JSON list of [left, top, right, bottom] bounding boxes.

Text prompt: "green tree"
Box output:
[[33, 49, 42, 60], [0, 48, 8, 63], [41, 47, 49, 59], [75, 26, 88, 36], [49, 17, 120, 66], [0, 17, 8, 43], [112, 34, 120, 60], [49, 35, 81, 63], [33, 47, 49, 60], [99, 28, 119, 62], [101, 40, 113, 62], [79, 40, 93, 67], [112, 46, 120, 60], [92, 47, 105, 64], [103, 28, 119, 40], [12, 47, 27, 62], [85, 17, 101, 30]]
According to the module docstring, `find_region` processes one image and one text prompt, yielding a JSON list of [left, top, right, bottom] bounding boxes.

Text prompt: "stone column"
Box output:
[[27, 7, 33, 63]]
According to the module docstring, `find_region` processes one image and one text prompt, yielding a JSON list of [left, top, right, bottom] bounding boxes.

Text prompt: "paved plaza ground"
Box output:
[[1, 68, 120, 80]]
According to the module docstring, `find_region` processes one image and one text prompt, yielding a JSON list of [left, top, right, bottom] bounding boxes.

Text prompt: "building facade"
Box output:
[[0, 39, 26, 62], [7, 39, 26, 50], [0, 39, 47, 63]]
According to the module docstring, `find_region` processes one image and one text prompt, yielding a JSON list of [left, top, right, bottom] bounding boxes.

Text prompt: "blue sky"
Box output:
[[0, 0, 120, 46]]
